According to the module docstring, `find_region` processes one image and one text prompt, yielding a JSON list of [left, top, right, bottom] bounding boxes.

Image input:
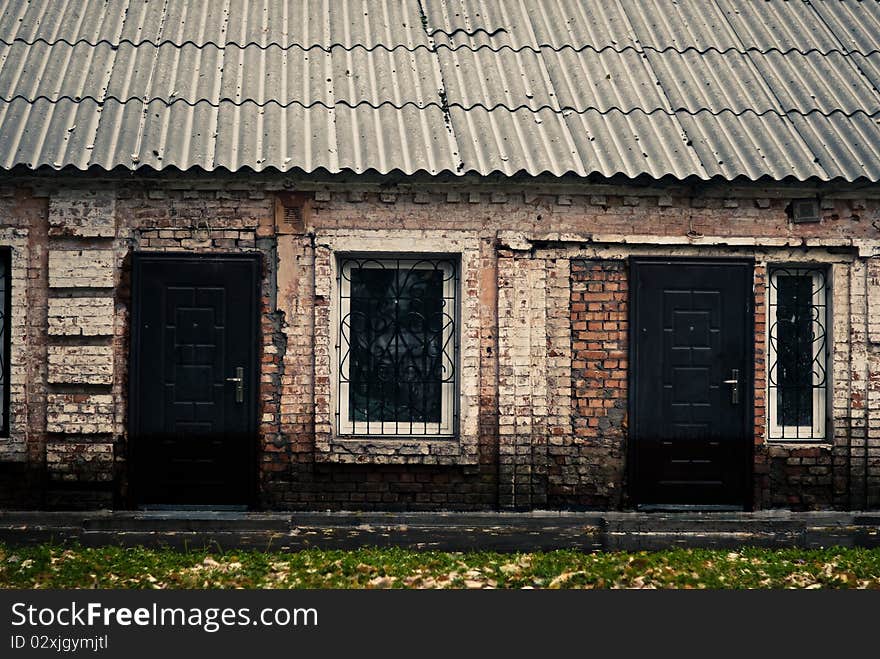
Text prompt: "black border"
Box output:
[[128, 251, 262, 508], [628, 257, 755, 510]]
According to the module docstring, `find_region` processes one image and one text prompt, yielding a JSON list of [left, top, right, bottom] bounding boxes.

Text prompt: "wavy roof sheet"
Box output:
[[0, 0, 433, 49], [0, 0, 878, 182]]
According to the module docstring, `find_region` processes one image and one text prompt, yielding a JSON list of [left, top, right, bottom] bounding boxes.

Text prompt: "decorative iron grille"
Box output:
[[767, 265, 828, 440], [0, 249, 8, 436], [336, 256, 458, 436]]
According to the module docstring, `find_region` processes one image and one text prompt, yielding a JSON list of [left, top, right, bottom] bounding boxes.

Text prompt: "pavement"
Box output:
[[1, 510, 880, 551]]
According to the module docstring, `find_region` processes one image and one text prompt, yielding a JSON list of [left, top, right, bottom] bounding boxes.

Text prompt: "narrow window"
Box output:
[[0, 248, 9, 436], [337, 256, 458, 436], [767, 266, 828, 440]]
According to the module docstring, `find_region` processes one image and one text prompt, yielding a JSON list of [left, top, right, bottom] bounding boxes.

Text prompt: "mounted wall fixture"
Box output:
[[788, 198, 820, 224]]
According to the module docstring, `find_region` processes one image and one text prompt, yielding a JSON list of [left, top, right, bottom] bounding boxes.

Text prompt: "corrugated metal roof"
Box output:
[[0, 0, 433, 49], [803, 0, 880, 55], [0, 97, 462, 174], [439, 47, 669, 113], [648, 50, 880, 115], [424, 0, 635, 52], [621, 0, 848, 55], [0, 41, 444, 108], [0, 0, 878, 182], [422, 0, 880, 55]]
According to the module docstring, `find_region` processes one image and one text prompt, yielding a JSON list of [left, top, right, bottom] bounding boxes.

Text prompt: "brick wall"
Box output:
[[754, 263, 836, 510], [43, 190, 116, 506], [0, 188, 46, 507], [868, 260, 880, 506], [562, 260, 628, 508], [48, 346, 113, 385], [847, 259, 878, 508], [269, 232, 496, 510], [47, 298, 114, 336], [48, 250, 114, 287], [497, 251, 545, 508], [0, 173, 878, 511]]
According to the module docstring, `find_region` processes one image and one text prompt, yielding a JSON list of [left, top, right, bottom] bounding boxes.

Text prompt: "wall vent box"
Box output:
[[790, 198, 820, 224], [275, 192, 310, 234]]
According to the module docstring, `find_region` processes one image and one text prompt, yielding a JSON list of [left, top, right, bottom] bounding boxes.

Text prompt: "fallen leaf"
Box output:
[[549, 571, 586, 589], [368, 576, 397, 589]]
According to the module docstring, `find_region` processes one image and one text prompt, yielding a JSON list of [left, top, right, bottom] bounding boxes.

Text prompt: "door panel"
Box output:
[[630, 260, 752, 507], [130, 254, 260, 506]]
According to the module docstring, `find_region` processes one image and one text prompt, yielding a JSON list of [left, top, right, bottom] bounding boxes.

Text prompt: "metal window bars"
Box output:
[[336, 256, 459, 437], [767, 266, 828, 440]]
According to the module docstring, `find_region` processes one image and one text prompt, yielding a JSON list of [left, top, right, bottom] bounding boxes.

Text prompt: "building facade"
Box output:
[[0, 173, 877, 510], [0, 1, 879, 511]]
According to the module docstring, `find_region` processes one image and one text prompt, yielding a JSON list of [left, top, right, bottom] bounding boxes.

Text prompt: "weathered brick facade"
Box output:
[[0, 173, 879, 511], [567, 261, 628, 508]]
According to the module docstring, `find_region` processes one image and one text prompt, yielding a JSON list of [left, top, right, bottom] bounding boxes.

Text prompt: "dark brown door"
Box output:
[[630, 259, 753, 508], [129, 253, 260, 506]]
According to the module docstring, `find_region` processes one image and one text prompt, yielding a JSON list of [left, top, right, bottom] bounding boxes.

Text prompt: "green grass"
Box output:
[[2, 544, 880, 589]]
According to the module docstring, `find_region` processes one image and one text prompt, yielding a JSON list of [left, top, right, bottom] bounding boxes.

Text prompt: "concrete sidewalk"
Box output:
[[2, 510, 880, 551]]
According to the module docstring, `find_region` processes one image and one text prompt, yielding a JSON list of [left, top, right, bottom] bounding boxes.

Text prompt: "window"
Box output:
[[336, 256, 458, 436], [0, 248, 8, 437], [767, 265, 828, 440], [313, 233, 479, 464]]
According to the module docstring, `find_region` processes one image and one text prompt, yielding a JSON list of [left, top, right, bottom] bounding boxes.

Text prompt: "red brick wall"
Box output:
[[557, 260, 628, 508]]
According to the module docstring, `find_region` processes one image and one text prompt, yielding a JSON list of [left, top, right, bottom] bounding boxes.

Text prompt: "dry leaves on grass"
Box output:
[[3, 545, 880, 589]]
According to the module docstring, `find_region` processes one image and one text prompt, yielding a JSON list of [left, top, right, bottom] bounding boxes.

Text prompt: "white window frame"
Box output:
[[337, 256, 458, 437], [767, 266, 828, 441]]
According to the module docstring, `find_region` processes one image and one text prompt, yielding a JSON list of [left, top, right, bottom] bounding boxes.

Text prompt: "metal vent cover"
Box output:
[[790, 199, 820, 224]]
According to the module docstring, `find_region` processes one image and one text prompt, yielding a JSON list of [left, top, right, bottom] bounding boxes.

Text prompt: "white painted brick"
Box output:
[[48, 346, 114, 385], [46, 394, 114, 434], [48, 297, 114, 336], [48, 250, 114, 287], [0, 231, 29, 461], [48, 189, 116, 237], [46, 441, 114, 481], [868, 259, 880, 345]]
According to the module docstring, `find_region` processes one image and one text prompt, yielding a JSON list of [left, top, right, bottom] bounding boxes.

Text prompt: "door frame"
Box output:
[[127, 251, 262, 508], [627, 257, 755, 510]]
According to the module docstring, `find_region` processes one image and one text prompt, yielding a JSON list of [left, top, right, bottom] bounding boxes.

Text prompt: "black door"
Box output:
[[630, 259, 753, 507], [129, 253, 260, 506]]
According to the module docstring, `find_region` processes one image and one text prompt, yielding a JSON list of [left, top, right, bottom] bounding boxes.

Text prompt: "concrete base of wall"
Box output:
[[1, 510, 878, 552]]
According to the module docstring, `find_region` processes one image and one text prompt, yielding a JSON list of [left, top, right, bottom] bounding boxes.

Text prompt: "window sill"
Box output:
[[314, 434, 477, 466], [764, 439, 833, 449]]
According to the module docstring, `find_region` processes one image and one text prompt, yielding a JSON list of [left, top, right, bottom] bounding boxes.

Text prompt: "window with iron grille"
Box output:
[[767, 265, 829, 440], [336, 256, 458, 436], [0, 249, 9, 437]]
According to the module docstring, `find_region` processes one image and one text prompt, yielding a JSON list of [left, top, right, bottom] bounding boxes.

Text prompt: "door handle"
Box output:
[[226, 366, 244, 403], [723, 368, 740, 405]]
